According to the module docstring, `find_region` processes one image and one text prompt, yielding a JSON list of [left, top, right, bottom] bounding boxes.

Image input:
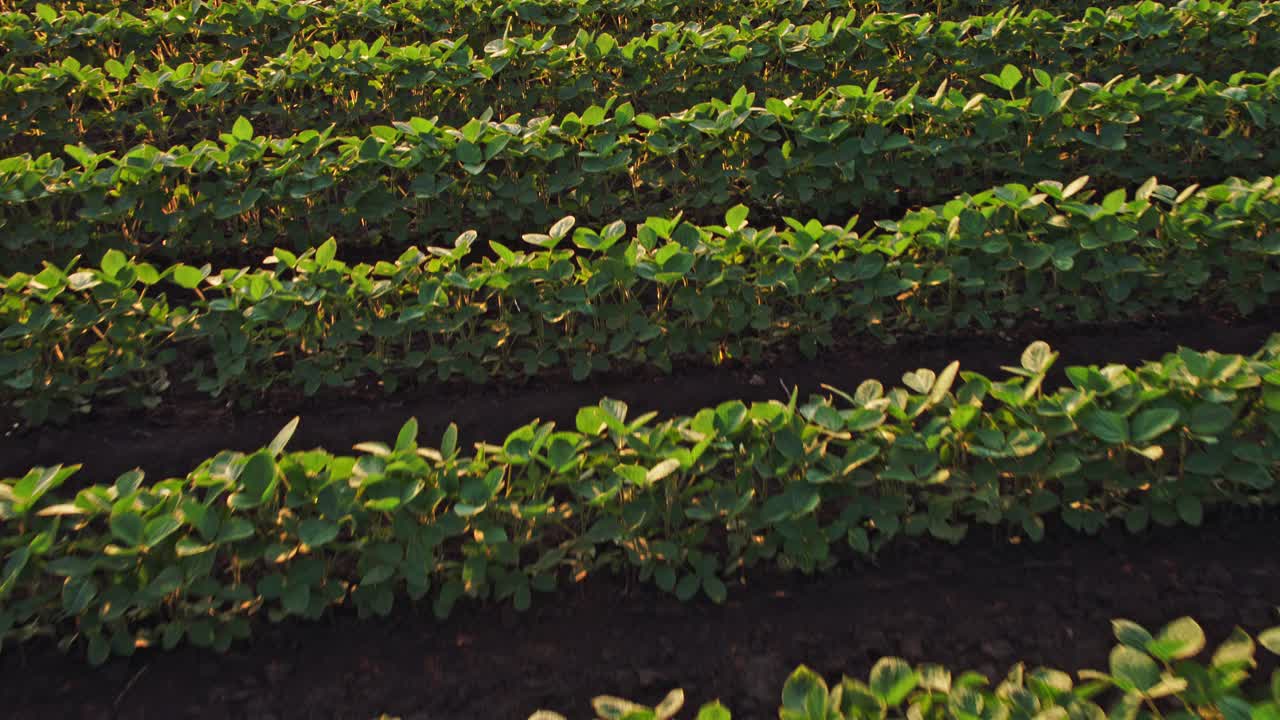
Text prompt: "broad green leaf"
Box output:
[[316, 238, 337, 266], [268, 417, 300, 457], [654, 689, 684, 719], [646, 459, 681, 484], [143, 515, 181, 548], [695, 702, 731, 720], [170, 264, 206, 289], [782, 665, 829, 719], [100, 249, 127, 279], [232, 116, 254, 141], [1131, 408, 1179, 443], [870, 658, 918, 705], [298, 518, 339, 548], [0, 547, 31, 597], [1113, 620, 1154, 650], [1259, 627, 1280, 654], [110, 511, 144, 547], [1109, 646, 1160, 692], [1213, 628, 1257, 670], [235, 451, 277, 508], [1147, 618, 1205, 661], [576, 406, 609, 435], [1219, 697, 1253, 720], [1021, 341, 1055, 374], [593, 695, 647, 719], [281, 582, 310, 615], [61, 577, 97, 615], [549, 215, 576, 240], [395, 417, 419, 452], [1175, 496, 1203, 526], [725, 204, 749, 231], [1081, 410, 1128, 444]]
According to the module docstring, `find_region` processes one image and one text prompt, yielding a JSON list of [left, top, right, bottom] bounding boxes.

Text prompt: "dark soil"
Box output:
[[4, 313, 1277, 485], [4, 512, 1277, 720]]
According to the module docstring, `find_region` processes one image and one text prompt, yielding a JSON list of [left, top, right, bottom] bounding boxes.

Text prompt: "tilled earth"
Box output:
[[5, 513, 1278, 720]]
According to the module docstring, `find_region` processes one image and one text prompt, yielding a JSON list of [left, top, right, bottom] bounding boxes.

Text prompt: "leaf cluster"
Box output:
[[3, 1, 1274, 157], [0, 0, 1133, 68], [2, 339, 1279, 661], [5, 67, 1279, 271], [527, 617, 1280, 720], [5, 174, 1279, 426]]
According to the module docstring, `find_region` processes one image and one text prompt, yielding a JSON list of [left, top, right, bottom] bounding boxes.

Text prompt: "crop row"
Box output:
[[5, 1, 1275, 157], [0, 0, 1135, 67], [5, 174, 1279, 426], [526, 617, 1280, 720], [2, 0, 838, 65], [4, 67, 1278, 270], [2, 337, 1279, 661]]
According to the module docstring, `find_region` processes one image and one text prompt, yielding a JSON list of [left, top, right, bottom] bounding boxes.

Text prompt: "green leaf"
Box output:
[[170, 264, 206, 289], [928, 362, 961, 406], [1113, 620, 1154, 649], [1147, 617, 1205, 661], [315, 238, 337, 267], [1021, 341, 1055, 374], [143, 515, 181, 548], [110, 511, 145, 547], [1081, 410, 1129, 444], [725, 204, 749, 231], [675, 573, 699, 602], [87, 632, 110, 665], [1001, 64, 1024, 90], [781, 666, 829, 719], [948, 404, 979, 430], [870, 657, 919, 705], [838, 678, 886, 718], [1063, 175, 1091, 198], [0, 547, 31, 597], [281, 582, 310, 615], [1259, 627, 1280, 655], [983, 64, 1023, 91], [100, 249, 127, 279], [1131, 408, 1180, 444], [236, 451, 277, 508], [298, 519, 339, 548], [902, 369, 935, 394], [576, 406, 609, 435], [1220, 697, 1253, 720], [395, 417, 419, 452], [232, 116, 254, 141], [549, 215, 576, 240], [654, 689, 685, 720], [440, 423, 458, 458], [268, 417, 299, 457], [217, 517, 256, 544], [695, 702, 731, 720], [646, 459, 681, 484], [1213, 628, 1257, 670], [1109, 646, 1160, 692], [1175, 496, 1203, 526], [61, 577, 97, 615], [1189, 403, 1234, 435], [592, 695, 648, 720], [702, 575, 727, 604]]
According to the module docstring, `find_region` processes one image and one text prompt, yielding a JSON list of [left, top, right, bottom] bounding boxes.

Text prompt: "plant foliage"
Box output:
[[2, 339, 1279, 662], [4, 174, 1279, 425], [523, 617, 1280, 720]]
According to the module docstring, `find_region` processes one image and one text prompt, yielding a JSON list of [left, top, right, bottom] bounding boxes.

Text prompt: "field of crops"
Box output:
[[2, 0, 1280, 717]]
